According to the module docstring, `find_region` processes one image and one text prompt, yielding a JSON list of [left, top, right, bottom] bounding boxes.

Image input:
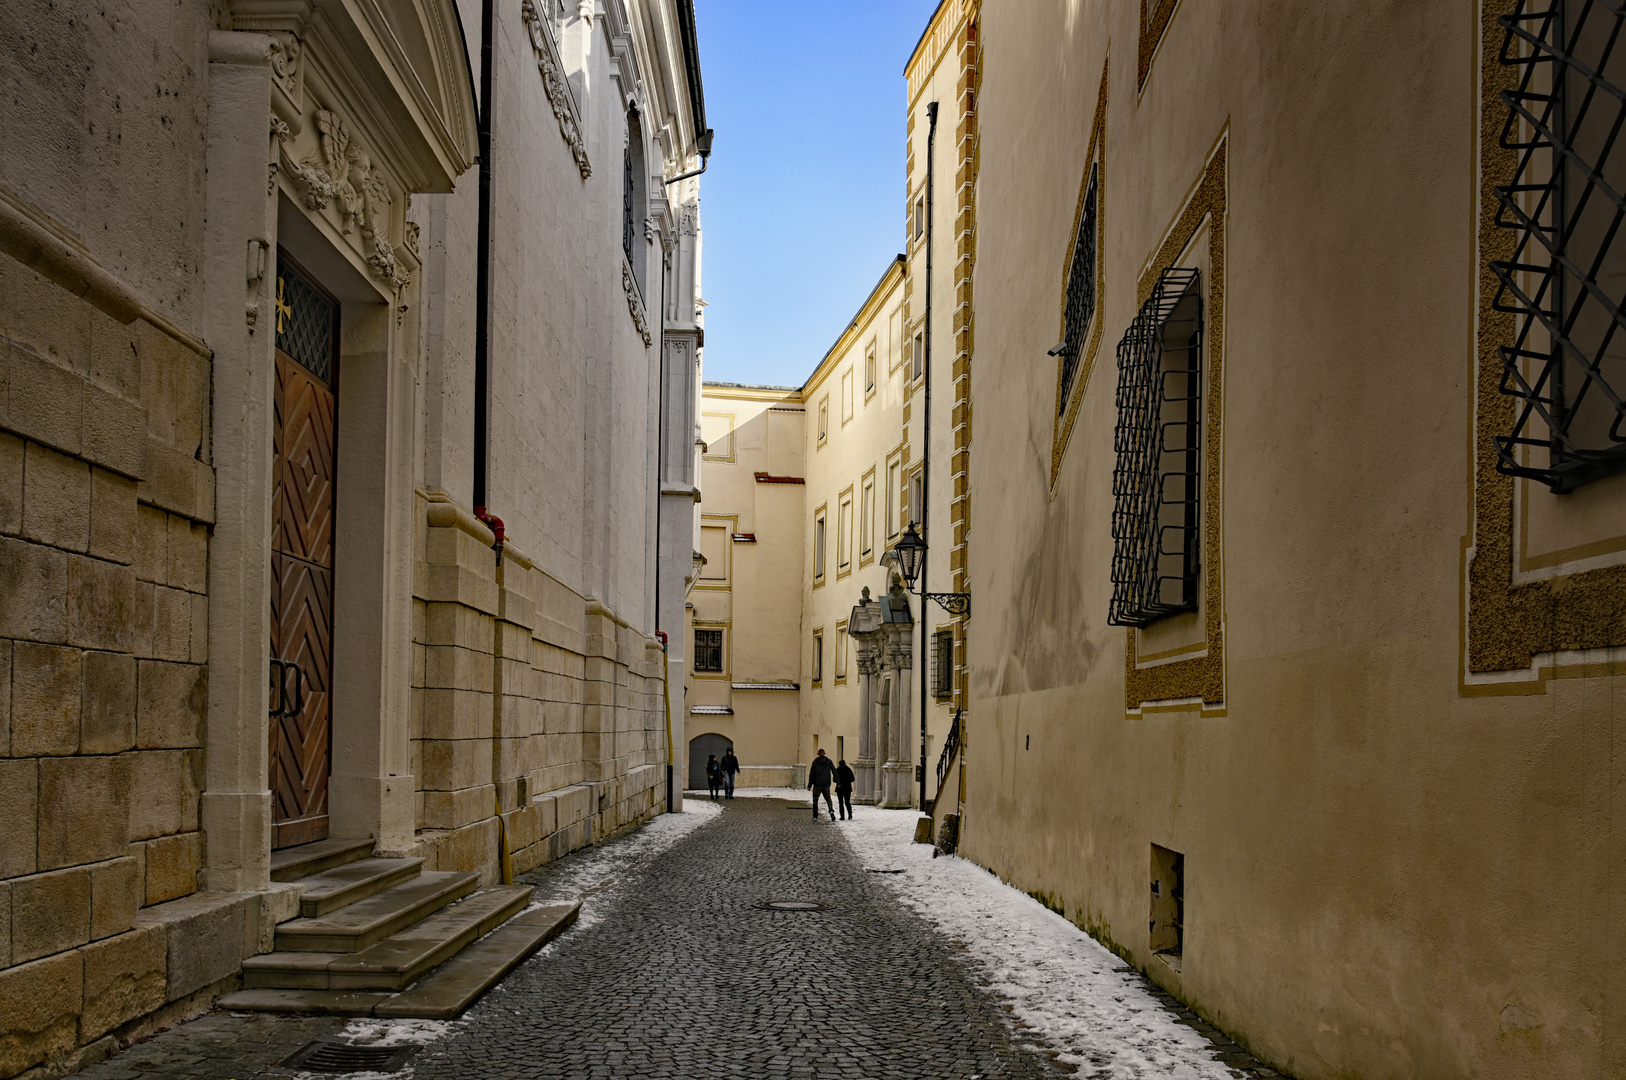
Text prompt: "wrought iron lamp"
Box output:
[[888, 523, 969, 616]]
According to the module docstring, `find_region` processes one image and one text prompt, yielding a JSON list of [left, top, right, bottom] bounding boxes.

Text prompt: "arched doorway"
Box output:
[[688, 732, 731, 790]]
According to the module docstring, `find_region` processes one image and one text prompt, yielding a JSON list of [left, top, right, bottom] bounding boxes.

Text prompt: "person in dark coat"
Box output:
[[834, 759, 856, 820], [705, 754, 722, 800], [807, 748, 837, 820], [721, 748, 740, 799]]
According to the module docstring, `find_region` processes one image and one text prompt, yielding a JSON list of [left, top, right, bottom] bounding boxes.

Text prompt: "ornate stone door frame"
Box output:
[[200, 2, 476, 892]]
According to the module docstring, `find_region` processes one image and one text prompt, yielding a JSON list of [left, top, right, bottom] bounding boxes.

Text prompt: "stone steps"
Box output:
[[274, 871, 479, 953], [270, 837, 375, 882], [297, 857, 427, 918], [243, 886, 534, 991], [221, 900, 580, 1018]]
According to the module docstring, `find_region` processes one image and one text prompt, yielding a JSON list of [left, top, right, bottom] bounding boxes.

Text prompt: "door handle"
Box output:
[[284, 661, 305, 718], [269, 659, 287, 717]]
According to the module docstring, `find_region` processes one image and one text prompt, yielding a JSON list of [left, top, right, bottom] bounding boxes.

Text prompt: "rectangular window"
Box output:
[[836, 626, 848, 681], [912, 331, 924, 380], [694, 628, 723, 673], [860, 476, 876, 559], [818, 396, 829, 445], [889, 307, 904, 371], [887, 461, 901, 537], [837, 492, 853, 573], [914, 196, 925, 240], [837, 735, 845, 761], [1108, 267, 1203, 628], [841, 369, 854, 423], [1057, 161, 1100, 413], [813, 508, 827, 582], [1491, 1, 1626, 491], [865, 342, 877, 393], [932, 630, 954, 698], [908, 468, 923, 531], [812, 630, 824, 684]]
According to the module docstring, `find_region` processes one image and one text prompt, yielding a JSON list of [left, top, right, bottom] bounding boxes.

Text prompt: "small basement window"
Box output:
[[1108, 267, 1204, 628], [1149, 844, 1184, 967]]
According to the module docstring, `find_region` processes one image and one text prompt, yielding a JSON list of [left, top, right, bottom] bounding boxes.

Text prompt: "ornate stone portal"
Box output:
[[848, 579, 915, 808]]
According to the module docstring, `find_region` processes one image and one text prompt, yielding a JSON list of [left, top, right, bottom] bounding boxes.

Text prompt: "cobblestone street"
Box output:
[[74, 798, 1259, 1080]]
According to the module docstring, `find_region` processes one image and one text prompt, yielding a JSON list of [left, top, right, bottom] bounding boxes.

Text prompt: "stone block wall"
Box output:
[[0, 257, 245, 1078], [411, 492, 667, 884]]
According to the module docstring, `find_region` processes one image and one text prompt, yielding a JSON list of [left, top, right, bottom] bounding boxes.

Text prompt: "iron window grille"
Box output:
[[1057, 162, 1100, 412], [1491, 0, 1626, 492], [932, 630, 954, 698], [1108, 267, 1203, 628], [275, 252, 338, 383], [694, 629, 723, 673]]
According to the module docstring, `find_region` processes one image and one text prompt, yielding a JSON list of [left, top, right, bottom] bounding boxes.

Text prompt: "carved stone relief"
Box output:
[[521, 0, 592, 179], [623, 263, 652, 347], [280, 107, 411, 294]]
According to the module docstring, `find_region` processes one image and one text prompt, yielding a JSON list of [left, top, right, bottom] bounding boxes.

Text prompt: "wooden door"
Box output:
[[270, 257, 338, 849]]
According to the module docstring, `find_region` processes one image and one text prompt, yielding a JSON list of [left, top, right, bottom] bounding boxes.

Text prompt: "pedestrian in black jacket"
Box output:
[[705, 754, 722, 800], [834, 759, 856, 820], [807, 749, 837, 820], [721, 749, 740, 799]]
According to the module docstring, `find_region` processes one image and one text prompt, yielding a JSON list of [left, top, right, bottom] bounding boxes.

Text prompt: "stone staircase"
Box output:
[[219, 838, 578, 1019]]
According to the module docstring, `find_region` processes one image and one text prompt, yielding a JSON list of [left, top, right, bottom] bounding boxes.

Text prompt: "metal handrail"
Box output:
[[936, 708, 962, 791]]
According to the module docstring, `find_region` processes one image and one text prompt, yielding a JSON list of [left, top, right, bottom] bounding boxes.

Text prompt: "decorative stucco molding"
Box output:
[[282, 108, 410, 293], [521, 0, 592, 179], [623, 262, 651, 347]]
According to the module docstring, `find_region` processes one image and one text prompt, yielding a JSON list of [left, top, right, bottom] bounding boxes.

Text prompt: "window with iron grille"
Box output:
[[694, 629, 723, 673], [932, 630, 954, 698], [1491, 0, 1626, 492], [1108, 267, 1203, 628], [1057, 162, 1099, 413]]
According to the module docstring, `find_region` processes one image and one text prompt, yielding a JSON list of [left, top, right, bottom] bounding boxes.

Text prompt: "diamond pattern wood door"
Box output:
[[271, 348, 336, 849]]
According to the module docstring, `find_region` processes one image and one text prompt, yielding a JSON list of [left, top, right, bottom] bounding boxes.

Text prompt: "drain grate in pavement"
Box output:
[[281, 1041, 420, 1073], [755, 899, 827, 911], [866, 868, 904, 874]]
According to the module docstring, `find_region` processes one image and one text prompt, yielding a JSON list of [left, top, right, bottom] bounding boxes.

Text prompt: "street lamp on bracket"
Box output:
[[886, 523, 970, 616]]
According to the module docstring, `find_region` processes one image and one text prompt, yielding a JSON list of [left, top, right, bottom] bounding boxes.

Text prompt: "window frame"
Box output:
[[931, 629, 954, 699], [817, 395, 830, 447], [836, 487, 854, 578], [835, 625, 849, 683], [865, 341, 878, 397], [813, 504, 828, 586], [1108, 267, 1205, 629], [811, 628, 824, 685], [693, 627, 725, 673], [859, 469, 877, 563]]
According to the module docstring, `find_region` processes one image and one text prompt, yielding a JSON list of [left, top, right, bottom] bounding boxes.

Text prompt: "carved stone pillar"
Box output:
[[881, 636, 914, 808], [854, 649, 877, 803]]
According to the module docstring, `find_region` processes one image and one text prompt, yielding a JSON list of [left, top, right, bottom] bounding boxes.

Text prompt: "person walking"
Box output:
[[834, 758, 856, 820], [705, 754, 722, 801], [808, 748, 837, 820], [721, 747, 740, 799]]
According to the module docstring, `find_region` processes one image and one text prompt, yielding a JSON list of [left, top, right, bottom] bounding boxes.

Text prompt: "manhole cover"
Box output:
[[755, 899, 827, 911], [281, 1041, 419, 1074]]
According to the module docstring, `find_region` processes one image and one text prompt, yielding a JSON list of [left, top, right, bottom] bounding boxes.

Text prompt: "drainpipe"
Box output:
[[919, 100, 937, 812], [474, 0, 494, 519]]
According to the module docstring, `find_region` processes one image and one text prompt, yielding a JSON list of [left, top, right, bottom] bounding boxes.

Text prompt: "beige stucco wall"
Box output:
[[686, 387, 805, 786], [965, 2, 1624, 1079], [798, 261, 913, 772]]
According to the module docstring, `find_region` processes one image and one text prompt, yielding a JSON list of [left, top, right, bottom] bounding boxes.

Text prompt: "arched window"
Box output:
[[623, 107, 647, 292]]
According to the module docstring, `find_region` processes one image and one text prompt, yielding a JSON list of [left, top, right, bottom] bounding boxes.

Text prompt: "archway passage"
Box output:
[[270, 253, 339, 849], [688, 732, 731, 791]]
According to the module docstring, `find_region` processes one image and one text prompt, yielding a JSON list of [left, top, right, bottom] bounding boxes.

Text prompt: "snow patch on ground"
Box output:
[[841, 804, 1240, 1080]]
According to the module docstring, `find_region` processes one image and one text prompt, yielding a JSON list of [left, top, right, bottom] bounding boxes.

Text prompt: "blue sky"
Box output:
[[691, 0, 942, 388]]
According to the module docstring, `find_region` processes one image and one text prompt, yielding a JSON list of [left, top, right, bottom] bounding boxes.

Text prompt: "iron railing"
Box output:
[[1491, 0, 1626, 491], [1057, 162, 1100, 411], [1108, 267, 1203, 628], [936, 708, 962, 791]]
